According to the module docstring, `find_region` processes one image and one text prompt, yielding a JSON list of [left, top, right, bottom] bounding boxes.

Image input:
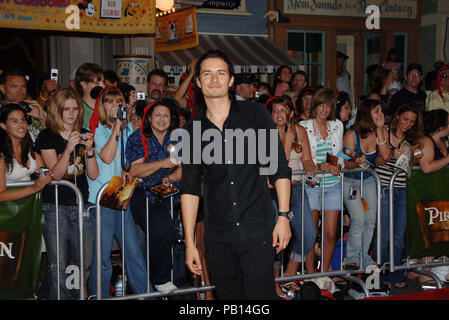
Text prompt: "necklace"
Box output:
[[313, 119, 331, 140]]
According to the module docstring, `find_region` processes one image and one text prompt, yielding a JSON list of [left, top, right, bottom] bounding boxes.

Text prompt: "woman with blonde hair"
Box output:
[[35, 88, 98, 299]]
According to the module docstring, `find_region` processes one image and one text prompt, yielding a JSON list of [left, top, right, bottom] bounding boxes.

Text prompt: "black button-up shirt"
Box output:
[[180, 100, 291, 242]]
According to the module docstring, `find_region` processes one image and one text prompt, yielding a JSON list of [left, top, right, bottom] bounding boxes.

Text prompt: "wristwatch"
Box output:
[[278, 211, 294, 221]]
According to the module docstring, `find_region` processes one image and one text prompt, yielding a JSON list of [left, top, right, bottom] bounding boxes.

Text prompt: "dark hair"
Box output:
[[352, 99, 378, 138], [422, 109, 449, 134], [390, 102, 424, 145], [194, 50, 235, 106], [336, 91, 351, 117], [0, 68, 27, 86], [257, 82, 273, 96], [0, 104, 34, 173], [425, 70, 438, 91], [179, 107, 191, 122], [295, 87, 316, 116], [142, 98, 179, 138], [74, 63, 104, 97], [147, 69, 169, 87], [104, 70, 120, 85], [273, 65, 292, 92], [194, 50, 235, 80], [292, 70, 308, 84], [386, 48, 398, 61]]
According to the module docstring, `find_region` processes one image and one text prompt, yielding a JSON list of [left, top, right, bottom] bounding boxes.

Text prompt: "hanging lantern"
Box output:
[[156, 0, 174, 12]]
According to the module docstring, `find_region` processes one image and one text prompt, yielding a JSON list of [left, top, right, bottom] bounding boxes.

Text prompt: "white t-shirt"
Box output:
[[6, 153, 37, 183]]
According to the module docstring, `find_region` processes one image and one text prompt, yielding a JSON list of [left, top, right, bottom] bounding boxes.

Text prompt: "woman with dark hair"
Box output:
[[300, 88, 344, 273], [336, 91, 353, 131], [87, 87, 147, 298], [418, 109, 449, 173], [341, 99, 389, 271], [273, 65, 292, 97], [35, 89, 98, 299], [266, 96, 315, 298], [126, 97, 181, 294], [178, 107, 191, 128], [0, 103, 52, 202], [373, 102, 424, 289], [295, 87, 315, 121]]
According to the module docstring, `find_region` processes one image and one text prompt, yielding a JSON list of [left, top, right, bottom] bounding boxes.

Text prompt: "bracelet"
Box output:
[[376, 137, 387, 146], [39, 93, 48, 101], [86, 152, 95, 159]]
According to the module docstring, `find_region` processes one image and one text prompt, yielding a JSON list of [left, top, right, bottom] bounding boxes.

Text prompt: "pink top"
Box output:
[[275, 82, 290, 96]]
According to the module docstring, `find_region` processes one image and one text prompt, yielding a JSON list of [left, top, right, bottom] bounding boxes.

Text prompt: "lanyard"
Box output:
[[120, 125, 131, 172]]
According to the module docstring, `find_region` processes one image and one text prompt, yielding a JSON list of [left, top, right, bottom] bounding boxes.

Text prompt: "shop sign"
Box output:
[[201, 0, 240, 10], [155, 7, 198, 52], [0, 0, 155, 34], [284, 0, 417, 19]]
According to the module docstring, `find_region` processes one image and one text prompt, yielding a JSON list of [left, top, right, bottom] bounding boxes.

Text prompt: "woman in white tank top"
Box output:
[[267, 96, 316, 298], [0, 104, 52, 202]]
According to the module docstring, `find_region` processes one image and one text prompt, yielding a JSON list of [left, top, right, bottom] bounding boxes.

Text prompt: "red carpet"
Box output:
[[363, 288, 449, 300]]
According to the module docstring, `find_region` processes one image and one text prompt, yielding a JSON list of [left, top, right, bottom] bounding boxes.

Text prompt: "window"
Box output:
[[393, 32, 408, 74], [287, 30, 325, 87], [363, 34, 381, 94]]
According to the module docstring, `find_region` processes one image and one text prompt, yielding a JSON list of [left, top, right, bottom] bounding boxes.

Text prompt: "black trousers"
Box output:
[[131, 187, 175, 285], [205, 234, 277, 300]]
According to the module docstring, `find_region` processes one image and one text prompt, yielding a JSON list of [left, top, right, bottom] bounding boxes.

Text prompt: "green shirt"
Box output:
[[82, 100, 94, 130]]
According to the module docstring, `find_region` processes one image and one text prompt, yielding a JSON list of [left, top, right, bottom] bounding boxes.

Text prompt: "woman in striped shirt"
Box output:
[[301, 88, 344, 273], [373, 102, 423, 289]]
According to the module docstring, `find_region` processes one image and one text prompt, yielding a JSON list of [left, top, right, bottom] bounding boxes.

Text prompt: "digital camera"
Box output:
[[116, 105, 128, 120], [18, 101, 32, 113]]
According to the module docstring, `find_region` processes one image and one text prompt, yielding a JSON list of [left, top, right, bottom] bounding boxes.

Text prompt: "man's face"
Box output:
[[81, 75, 105, 99], [405, 70, 423, 90], [147, 75, 167, 101], [236, 83, 254, 100], [0, 75, 27, 103], [292, 74, 307, 92], [196, 57, 234, 100]]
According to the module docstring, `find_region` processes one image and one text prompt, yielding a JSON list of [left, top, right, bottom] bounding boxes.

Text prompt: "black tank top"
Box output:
[[426, 134, 445, 160]]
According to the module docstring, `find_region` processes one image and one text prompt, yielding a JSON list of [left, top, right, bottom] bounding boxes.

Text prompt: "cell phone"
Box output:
[[50, 69, 58, 81], [348, 186, 357, 200], [136, 91, 145, 100]]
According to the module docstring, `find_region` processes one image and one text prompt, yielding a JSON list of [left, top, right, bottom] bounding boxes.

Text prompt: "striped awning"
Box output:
[[154, 34, 300, 74]]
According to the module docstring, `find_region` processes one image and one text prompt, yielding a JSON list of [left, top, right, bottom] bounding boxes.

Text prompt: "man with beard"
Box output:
[[146, 69, 168, 103]]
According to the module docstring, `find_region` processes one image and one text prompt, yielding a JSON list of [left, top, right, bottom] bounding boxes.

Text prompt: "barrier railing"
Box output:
[[5, 180, 85, 300], [387, 166, 449, 289]]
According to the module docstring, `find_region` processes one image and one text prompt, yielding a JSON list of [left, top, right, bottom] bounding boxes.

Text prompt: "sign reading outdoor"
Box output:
[[0, 0, 155, 34], [283, 0, 417, 19]]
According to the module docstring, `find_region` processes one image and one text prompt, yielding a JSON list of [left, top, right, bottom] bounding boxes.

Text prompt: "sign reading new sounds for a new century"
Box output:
[[0, 0, 155, 34]]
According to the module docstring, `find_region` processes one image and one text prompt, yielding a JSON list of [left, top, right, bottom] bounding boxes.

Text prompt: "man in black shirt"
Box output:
[[389, 63, 427, 115], [179, 50, 292, 299]]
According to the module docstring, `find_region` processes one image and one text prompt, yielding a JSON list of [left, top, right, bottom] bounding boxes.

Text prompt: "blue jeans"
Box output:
[[289, 183, 316, 261], [372, 186, 407, 284], [42, 202, 94, 300], [88, 203, 148, 298], [343, 176, 377, 269]]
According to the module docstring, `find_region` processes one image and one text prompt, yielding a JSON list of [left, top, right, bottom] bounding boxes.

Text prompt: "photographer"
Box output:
[[35, 89, 98, 300], [0, 68, 47, 140], [126, 98, 181, 294], [0, 103, 52, 202], [87, 87, 147, 298]]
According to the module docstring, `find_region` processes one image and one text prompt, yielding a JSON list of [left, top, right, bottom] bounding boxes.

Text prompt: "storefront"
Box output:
[[269, 0, 422, 101]]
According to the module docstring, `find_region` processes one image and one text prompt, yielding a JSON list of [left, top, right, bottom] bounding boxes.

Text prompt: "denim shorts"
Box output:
[[305, 181, 342, 211]]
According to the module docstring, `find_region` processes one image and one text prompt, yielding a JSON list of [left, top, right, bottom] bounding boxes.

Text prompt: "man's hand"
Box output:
[[185, 244, 203, 276], [272, 216, 291, 254]]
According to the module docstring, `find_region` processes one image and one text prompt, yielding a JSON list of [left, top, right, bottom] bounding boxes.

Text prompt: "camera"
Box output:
[[255, 91, 262, 99], [79, 134, 88, 141], [39, 167, 50, 178], [18, 101, 32, 113], [116, 105, 128, 120], [50, 69, 58, 82], [305, 175, 320, 187], [136, 91, 145, 101]]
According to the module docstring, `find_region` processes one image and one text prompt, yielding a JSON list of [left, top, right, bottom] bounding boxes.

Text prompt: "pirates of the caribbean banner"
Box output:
[[0, 0, 155, 34], [155, 7, 198, 52], [0, 190, 43, 299], [406, 168, 449, 258]]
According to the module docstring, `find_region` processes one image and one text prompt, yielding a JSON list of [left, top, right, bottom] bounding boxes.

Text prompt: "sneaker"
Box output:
[[154, 281, 178, 294]]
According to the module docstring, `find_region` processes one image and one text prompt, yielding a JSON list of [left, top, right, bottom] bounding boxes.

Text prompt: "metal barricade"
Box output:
[[6, 180, 85, 300], [387, 166, 449, 289]]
